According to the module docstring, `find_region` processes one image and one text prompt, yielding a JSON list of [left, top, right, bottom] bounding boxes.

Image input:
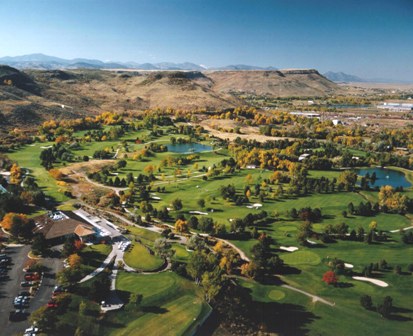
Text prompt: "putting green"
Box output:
[[312, 223, 324, 231], [278, 225, 298, 232], [282, 250, 321, 266], [241, 281, 255, 289], [268, 289, 285, 301]]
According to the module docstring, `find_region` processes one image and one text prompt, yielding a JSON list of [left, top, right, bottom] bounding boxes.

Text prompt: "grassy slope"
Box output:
[[7, 142, 70, 202], [111, 272, 211, 336], [123, 243, 164, 271], [78, 243, 112, 275]]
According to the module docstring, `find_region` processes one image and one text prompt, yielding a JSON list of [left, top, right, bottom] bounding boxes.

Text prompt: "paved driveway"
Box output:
[[0, 246, 62, 336]]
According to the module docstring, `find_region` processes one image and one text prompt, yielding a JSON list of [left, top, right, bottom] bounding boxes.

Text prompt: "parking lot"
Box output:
[[0, 245, 62, 336]]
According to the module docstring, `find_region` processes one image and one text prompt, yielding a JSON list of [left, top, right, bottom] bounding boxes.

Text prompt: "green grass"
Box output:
[[112, 295, 205, 336], [7, 142, 70, 203], [124, 226, 161, 242], [172, 244, 191, 262], [8, 129, 413, 335], [237, 278, 287, 303], [111, 272, 211, 336], [282, 250, 321, 266], [78, 243, 112, 274], [123, 243, 164, 271], [267, 289, 286, 301]]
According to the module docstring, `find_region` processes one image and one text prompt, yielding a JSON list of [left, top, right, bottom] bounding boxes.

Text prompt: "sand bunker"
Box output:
[[352, 276, 388, 287], [189, 211, 208, 215], [246, 203, 263, 209], [279, 246, 299, 252]]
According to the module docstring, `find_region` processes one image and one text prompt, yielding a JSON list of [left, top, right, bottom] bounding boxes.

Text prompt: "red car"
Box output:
[[24, 273, 40, 281], [47, 300, 58, 308]]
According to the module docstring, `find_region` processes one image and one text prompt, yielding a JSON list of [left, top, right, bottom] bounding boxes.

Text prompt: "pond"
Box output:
[[328, 104, 371, 109], [167, 142, 212, 153], [357, 167, 411, 188]]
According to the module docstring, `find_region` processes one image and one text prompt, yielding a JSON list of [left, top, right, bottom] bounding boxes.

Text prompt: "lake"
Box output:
[[167, 143, 212, 153], [328, 104, 371, 109], [357, 167, 411, 188]]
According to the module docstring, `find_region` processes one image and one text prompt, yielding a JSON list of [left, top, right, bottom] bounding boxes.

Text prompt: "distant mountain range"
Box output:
[[323, 71, 413, 84], [0, 53, 278, 71], [323, 71, 366, 83]]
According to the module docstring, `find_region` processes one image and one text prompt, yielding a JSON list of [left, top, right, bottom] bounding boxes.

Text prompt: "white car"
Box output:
[[25, 326, 39, 333]]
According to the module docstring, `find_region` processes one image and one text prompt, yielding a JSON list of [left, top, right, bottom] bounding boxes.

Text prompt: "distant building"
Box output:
[[332, 119, 342, 126], [290, 111, 321, 120], [377, 102, 413, 112], [33, 211, 96, 245], [246, 164, 257, 169]]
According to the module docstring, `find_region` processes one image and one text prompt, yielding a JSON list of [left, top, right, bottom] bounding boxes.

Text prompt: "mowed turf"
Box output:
[[78, 243, 112, 274], [112, 272, 211, 336], [123, 243, 164, 271], [7, 142, 70, 202], [282, 250, 321, 266], [172, 244, 191, 262], [113, 295, 205, 336]]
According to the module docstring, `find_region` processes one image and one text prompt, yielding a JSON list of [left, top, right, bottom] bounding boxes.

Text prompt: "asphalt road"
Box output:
[[0, 245, 62, 336]]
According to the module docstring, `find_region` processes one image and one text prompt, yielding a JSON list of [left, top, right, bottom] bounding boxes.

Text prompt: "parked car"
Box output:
[[20, 281, 33, 287], [24, 273, 40, 281], [9, 309, 26, 321], [47, 300, 58, 308], [25, 326, 39, 333], [14, 295, 30, 305], [52, 285, 65, 294]]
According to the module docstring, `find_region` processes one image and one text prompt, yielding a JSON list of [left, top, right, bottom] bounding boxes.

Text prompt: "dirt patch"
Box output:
[[59, 159, 115, 175]]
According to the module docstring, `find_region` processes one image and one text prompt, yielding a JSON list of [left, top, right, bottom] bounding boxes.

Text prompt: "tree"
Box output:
[[240, 261, 259, 278], [197, 199, 205, 208], [10, 163, 23, 184], [1, 213, 34, 239], [79, 301, 87, 316], [68, 253, 83, 268], [175, 219, 189, 233], [202, 268, 223, 303], [32, 233, 48, 256], [74, 239, 85, 251], [188, 216, 199, 229], [377, 296, 393, 318], [154, 238, 175, 259], [187, 235, 205, 251], [171, 198, 183, 211], [1, 212, 28, 230], [29, 306, 56, 332], [322, 270, 338, 286], [186, 250, 213, 284], [57, 267, 82, 287], [338, 170, 357, 191], [369, 221, 378, 230], [360, 295, 373, 310], [198, 217, 214, 233], [127, 293, 143, 311], [62, 237, 76, 257]]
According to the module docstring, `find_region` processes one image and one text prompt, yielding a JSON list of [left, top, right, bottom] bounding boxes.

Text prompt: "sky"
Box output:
[[0, 0, 412, 81]]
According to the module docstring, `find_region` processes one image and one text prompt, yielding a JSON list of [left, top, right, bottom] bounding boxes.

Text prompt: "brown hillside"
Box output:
[[208, 69, 337, 97], [0, 67, 339, 129]]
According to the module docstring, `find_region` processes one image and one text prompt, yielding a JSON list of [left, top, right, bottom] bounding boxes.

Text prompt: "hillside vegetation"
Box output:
[[0, 66, 338, 129]]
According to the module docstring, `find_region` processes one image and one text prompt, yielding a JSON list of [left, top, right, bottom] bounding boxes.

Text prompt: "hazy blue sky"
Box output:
[[0, 0, 412, 80]]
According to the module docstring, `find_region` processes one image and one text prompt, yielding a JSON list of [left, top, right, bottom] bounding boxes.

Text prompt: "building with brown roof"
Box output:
[[33, 211, 96, 245]]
